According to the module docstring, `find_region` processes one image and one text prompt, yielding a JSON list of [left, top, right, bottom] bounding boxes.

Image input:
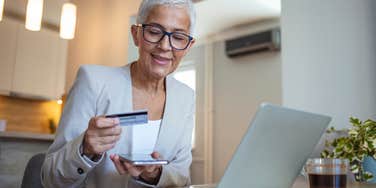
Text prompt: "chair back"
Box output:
[[21, 153, 45, 188]]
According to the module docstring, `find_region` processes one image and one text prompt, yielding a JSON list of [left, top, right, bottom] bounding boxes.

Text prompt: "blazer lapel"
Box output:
[[154, 76, 182, 159], [122, 64, 133, 112]]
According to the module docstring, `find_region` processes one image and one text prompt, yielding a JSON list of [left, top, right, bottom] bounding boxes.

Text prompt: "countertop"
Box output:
[[0, 131, 55, 141]]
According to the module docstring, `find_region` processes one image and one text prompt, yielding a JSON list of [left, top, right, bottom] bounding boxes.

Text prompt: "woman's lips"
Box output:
[[151, 54, 171, 65]]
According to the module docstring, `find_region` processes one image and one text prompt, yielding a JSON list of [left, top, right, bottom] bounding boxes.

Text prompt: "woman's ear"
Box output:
[[182, 38, 195, 55], [131, 25, 140, 47], [188, 38, 196, 49]]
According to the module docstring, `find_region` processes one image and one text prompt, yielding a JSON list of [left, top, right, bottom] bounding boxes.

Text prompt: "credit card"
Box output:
[[105, 110, 148, 126]]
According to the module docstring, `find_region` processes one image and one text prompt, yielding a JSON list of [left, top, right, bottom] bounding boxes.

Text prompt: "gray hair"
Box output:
[[136, 0, 196, 35]]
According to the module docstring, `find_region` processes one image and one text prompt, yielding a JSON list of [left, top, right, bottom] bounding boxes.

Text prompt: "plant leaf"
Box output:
[[349, 129, 358, 136], [321, 150, 328, 158], [350, 164, 359, 173], [364, 171, 374, 182], [350, 117, 361, 126]]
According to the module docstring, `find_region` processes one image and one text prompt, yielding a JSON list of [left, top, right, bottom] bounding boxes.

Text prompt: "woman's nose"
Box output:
[[158, 35, 172, 51]]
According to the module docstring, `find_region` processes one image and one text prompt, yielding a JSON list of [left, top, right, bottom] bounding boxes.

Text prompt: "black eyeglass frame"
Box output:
[[136, 23, 194, 51]]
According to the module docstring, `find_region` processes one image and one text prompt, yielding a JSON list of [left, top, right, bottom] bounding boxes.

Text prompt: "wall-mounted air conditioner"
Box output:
[[225, 28, 281, 57]]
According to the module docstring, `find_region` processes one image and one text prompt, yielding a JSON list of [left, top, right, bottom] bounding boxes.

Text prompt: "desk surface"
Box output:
[[291, 176, 374, 188], [187, 176, 375, 188]]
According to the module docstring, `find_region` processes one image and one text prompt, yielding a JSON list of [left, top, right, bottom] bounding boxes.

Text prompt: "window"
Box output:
[[172, 61, 196, 148], [173, 69, 196, 91]]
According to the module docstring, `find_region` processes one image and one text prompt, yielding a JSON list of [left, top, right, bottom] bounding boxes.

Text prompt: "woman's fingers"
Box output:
[[110, 154, 160, 179], [98, 134, 121, 145], [84, 116, 122, 155], [86, 142, 116, 154], [144, 165, 158, 173], [124, 162, 143, 177], [142, 152, 161, 173], [99, 143, 117, 152], [110, 155, 145, 177], [111, 155, 127, 175], [84, 133, 119, 148], [90, 133, 120, 151], [91, 117, 120, 129], [151, 152, 160, 159], [97, 126, 122, 137]]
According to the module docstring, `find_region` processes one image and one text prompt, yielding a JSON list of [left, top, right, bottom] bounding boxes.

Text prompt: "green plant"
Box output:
[[321, 117, 376, 182]]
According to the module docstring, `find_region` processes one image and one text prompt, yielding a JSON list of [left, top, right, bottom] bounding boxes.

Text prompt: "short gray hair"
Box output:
[[136, 0, 196, 35]]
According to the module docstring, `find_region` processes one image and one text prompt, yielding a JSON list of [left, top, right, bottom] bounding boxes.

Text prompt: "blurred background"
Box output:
[[0, 0, 375, 187]]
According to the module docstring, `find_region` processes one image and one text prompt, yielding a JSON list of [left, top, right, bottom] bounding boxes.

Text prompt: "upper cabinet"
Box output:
[[0, 18, 67, 99], [0, 19, 18, 94], [55, 39, 68, 99], [13, 27, 61, 98]]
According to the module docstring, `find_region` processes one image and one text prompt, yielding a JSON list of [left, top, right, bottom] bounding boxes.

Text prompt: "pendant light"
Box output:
[[0, 0, 5, 22], [59, 2, 76, 40], [25, 0, 44, 31]]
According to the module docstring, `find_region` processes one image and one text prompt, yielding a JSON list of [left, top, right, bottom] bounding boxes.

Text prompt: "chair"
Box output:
[[21, 153, 45, 188]]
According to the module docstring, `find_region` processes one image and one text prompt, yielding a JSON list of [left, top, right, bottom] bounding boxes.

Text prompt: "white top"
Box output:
[[128, 119, 162, 154], [149, 119, 162, 126]]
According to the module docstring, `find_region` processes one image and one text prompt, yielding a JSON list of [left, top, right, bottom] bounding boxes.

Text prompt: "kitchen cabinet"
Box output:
[[55, 39, 68, 98], [0, 19, 18, 94], [0, 18, 67, 99]]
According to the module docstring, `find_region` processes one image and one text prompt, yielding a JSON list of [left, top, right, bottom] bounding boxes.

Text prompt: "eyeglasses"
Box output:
[[136, 24, 193, 50]]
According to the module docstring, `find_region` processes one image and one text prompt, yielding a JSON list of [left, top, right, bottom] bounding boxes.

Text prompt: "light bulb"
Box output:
[[57, 99, 63, 105], [25, 0, 44, 31], [0, 0, 5, 22], [60, 3, 77, 39]]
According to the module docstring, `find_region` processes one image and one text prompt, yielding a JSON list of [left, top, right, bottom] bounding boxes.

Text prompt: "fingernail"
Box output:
[[114, 118, 120, 124]]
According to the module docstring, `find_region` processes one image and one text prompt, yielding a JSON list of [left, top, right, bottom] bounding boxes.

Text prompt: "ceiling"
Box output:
[[194, 0, 281, 38], [3, 0, 281, 39]]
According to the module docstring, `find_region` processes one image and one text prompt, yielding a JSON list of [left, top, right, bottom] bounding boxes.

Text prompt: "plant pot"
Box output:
[[363, 156, 376, 183]]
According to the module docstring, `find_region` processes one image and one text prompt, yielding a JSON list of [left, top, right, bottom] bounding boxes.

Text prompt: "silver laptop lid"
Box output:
[[217, 103, 331, 188]]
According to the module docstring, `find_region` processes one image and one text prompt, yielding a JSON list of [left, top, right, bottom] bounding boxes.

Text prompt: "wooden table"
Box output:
[[185, 176, 375, 188], [291, 176, 375, 188]]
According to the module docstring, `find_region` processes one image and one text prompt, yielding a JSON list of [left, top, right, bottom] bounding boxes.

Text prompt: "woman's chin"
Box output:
[[150, 69, 170, 80]]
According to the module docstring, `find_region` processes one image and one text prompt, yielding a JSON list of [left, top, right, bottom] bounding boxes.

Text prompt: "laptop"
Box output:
[[191, 103, 331, 188]]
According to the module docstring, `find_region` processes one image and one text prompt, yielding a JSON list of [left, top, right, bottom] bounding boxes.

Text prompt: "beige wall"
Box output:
[[210, 20, 282, 182], [66, 0, 141, 92]]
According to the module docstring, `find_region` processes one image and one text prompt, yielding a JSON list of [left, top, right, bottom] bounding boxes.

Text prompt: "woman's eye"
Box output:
[[148, 29, 162, 35], [172, 35, 186, 41]]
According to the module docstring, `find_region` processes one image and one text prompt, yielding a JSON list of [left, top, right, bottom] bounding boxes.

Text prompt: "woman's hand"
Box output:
[[83, 116, 121, 156], [110, 152, 162, 184]]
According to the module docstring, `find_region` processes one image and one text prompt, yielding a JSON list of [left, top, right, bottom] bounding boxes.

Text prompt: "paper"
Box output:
[[129, 120, 161, 154]]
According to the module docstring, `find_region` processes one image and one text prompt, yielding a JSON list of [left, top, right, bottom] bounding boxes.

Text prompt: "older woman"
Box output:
[[41, 0, 196, 187]]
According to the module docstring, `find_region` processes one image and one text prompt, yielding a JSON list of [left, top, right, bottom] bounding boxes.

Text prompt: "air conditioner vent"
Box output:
[[225, 28, 281, 57]]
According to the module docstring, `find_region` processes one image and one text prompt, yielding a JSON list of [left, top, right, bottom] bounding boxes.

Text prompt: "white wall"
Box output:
[[210, 20, 282, 182], [281, 0, 376, 129]]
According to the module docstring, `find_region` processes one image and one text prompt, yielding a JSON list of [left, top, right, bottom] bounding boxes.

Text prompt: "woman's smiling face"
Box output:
[[131, 5, 195, 80]]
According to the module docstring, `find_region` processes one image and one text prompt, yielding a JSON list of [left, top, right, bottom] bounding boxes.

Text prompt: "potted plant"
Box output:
[[321, 117, 376, 183]]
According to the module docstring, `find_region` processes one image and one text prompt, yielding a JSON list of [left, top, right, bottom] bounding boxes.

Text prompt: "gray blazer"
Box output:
[[41, 64, 195, 188]]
